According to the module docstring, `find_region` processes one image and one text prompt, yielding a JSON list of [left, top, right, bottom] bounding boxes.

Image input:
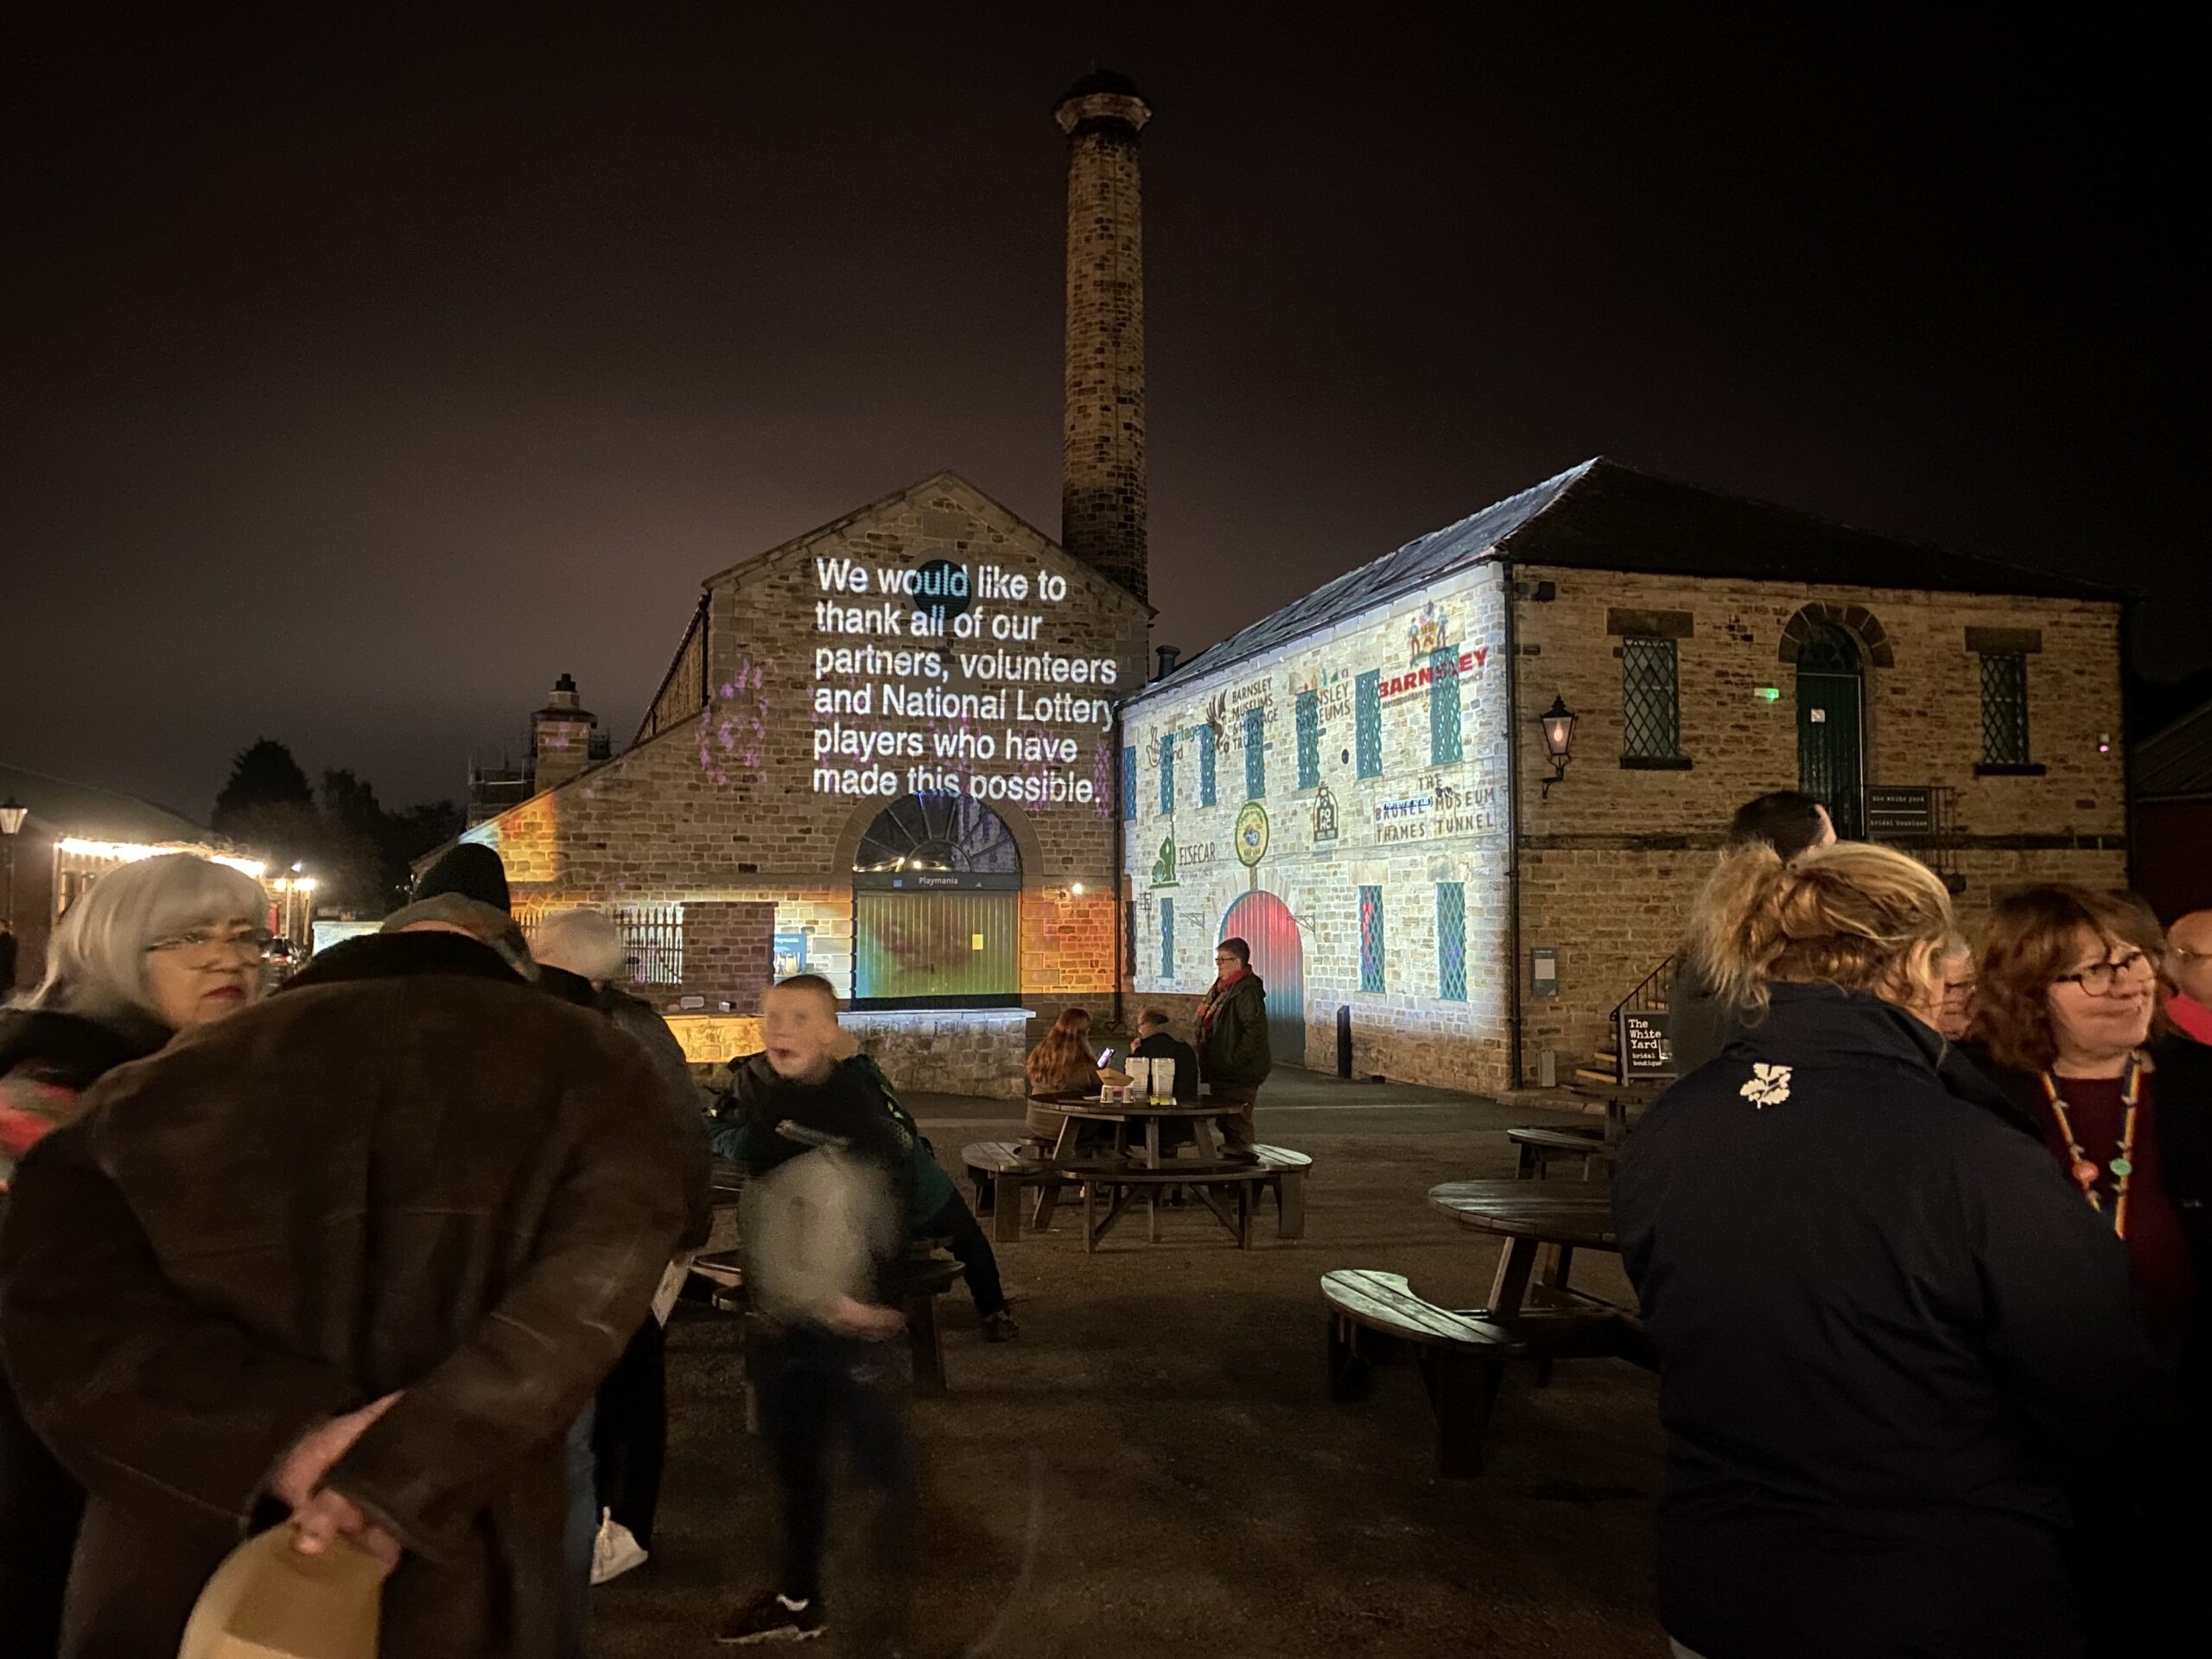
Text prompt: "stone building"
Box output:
[[2133, 695, 2212, 921], [438, 76, 1157, 1093], [1118, 459, 2126, 1094]]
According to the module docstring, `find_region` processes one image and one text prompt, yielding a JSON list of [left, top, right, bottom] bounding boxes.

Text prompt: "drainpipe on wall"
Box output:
[[1500, 560, 1525, 1091], [2118, 596, 2137, 888], [1111, 702, 1127, 1034]]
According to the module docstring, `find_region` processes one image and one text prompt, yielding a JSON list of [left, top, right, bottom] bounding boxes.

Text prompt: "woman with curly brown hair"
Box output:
[[1617, 842, 2152, 1659], [1967, 886, 2198, 1341]]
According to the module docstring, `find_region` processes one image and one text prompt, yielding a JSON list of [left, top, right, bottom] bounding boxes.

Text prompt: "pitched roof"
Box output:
[[0, 761, 213, 845], [700, 470, 1143, 615], [1151, 458, 2121, 692], [2135, 698, 2212, 800]]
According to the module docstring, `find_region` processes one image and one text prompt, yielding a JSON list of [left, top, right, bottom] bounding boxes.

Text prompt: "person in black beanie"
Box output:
[[412, 842, 513, 914]]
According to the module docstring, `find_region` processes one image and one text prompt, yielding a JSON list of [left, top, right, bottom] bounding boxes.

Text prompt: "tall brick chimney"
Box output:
[[1056, 70, 1152, 605], [531, 673, 598, 795]]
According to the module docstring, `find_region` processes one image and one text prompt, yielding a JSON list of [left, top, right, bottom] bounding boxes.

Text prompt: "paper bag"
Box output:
[[1125, 1057, 1152, 1098], [178, 1526, 383, 1659]]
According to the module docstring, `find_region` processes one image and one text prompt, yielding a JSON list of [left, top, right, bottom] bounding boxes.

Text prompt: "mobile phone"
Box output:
[[1095, 1048, 1115, 1067]]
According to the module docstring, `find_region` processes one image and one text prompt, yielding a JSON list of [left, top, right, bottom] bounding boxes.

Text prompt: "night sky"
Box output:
[[3, 5, 2200, 817]]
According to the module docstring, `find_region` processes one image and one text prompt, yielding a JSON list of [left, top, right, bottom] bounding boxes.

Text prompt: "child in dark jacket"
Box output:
[[709, 976, 916, 1650]]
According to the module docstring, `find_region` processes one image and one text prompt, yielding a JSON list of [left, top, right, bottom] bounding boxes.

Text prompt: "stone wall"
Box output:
[[1510, 564, 2128, 1077], [1120, 565, 1516, 1093], [462, 474, 1150, 1025], [679, 900, 775, 1009], [664, 1007, 1035, 1098]]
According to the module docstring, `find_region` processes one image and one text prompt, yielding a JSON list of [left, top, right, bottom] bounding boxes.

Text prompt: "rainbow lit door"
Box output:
[[1220, 890, 1305, 1067]]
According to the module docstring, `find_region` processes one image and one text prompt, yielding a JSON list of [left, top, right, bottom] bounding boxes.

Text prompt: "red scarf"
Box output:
[[1196, 968, 1244, 1051], [2167, 992, 2212, 1047]]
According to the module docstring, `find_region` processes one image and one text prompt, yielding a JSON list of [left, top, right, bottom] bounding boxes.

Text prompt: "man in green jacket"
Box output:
[[1196, 937, 1272, 1156]]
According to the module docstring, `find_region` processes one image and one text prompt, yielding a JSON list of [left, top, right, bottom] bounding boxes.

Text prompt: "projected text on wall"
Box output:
[[811, 556, 1115, 804]]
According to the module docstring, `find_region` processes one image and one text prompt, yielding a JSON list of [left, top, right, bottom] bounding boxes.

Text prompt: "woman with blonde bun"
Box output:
[[1616, 841, 2155, 1659]]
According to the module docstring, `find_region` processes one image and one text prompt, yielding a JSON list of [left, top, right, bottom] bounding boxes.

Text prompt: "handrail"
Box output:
[[1607, 953, 1677, 1028]]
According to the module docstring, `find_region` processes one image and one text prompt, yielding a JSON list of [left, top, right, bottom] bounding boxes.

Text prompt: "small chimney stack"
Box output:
[[1154, 644, 1181, 681], [1056, 71, 1152, 605], [531, 673, 598, 795]]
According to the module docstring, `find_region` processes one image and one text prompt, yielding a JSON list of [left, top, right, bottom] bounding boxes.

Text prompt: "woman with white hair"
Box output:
[[0, 852, 270, 1652]]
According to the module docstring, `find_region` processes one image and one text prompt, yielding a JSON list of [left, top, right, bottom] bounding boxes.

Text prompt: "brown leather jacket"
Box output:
[[0, 931, 690, 1657]]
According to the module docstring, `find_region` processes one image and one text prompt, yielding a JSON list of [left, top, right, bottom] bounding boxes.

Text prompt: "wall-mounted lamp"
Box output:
[[1539, 696, 1576, 799], [1070, 881, 1086, 896]]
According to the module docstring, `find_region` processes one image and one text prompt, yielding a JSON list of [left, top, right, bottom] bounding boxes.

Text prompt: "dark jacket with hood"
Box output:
[[0, 931, 690, 1659], [1198, 971, 1272, 1089], [0, 1005, 168, 1659], [540, 963, 715, 1249], [1614, 983, 2158, 1659]]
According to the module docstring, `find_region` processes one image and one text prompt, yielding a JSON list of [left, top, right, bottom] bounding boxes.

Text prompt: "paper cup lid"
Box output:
[[178, 1527, 383, 1659]]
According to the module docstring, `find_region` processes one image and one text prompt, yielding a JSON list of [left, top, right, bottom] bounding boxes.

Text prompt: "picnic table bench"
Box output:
[[1321, 1269, 1525, 1478], [1506, 1125, 1616, 1181], [687, 1248, 965, 1398], [963, 1141, 1311, 1250]]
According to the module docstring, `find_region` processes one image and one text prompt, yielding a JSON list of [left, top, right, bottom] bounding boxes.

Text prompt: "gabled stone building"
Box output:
[[1118, 459, 2127, 1094], [435, 75, 1160, 1094]]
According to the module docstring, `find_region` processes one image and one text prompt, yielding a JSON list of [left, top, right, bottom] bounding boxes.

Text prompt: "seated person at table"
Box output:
[[1131, 1007, 1199, 1102], [717, 1034, 1019, 1344], [1023, 1006, 1109, 1148]]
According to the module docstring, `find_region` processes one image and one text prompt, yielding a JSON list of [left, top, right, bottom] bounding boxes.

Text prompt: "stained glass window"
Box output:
[[1159, 733, 1176, 816], [1437, 882, 1466, 1001], [1622, 638, 1681, 760], [1356, 671, 1382, 778], [1429, 647, 1461, 765], [1243, 707, 1266, 801], [1121, 745, 1136, 821], [1359, 886, 1386, 993], [1980, 652, 2031, 766], [1296, 690, 1320, 790]]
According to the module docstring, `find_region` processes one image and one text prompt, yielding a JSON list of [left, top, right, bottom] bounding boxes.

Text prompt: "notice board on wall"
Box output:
[[1618, 1009, 1675, 1080]]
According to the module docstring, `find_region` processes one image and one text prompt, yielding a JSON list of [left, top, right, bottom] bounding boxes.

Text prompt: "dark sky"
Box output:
[[3, 4, 2201, 817]]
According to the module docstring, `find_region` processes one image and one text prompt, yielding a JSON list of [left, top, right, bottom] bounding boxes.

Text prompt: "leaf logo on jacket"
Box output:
[[1739, 1063, 1794, 1109]]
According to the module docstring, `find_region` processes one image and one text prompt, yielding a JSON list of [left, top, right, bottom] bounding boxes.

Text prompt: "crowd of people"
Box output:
[[1618, 791, 2210, 1659], [6, 784, 2197, 1658]]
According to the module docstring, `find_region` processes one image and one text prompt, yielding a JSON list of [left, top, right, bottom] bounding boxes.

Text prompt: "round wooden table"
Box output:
[[1427, 1179, 1621, 1322]]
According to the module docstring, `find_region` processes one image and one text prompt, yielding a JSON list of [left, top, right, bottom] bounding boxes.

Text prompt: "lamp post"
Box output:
[[0, 797, 27, 933], [1538, 696, 1577, 799]]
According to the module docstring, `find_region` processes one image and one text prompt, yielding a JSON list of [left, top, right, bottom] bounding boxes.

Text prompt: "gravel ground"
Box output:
[[594, 1071, 1669, 1659]]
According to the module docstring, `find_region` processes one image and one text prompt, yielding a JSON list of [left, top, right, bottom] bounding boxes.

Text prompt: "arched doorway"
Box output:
[[1220, 890, 1306, 1068], [1795, 623, 1865, 838], [851, 793, 1020, 1007]]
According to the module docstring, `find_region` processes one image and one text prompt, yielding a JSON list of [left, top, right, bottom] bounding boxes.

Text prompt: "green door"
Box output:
[[1796, 625, 1865, 838], [854, 890, 1019, 1005]]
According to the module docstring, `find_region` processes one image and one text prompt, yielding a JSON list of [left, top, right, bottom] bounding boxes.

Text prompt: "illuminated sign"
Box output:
[[1234, 802, 1269, 867], [810, 555, 1116, 805]]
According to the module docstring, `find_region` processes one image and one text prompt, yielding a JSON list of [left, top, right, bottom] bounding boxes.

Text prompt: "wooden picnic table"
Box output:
[[1028, 1096, 1243, 1166], [1426, 1179, 1652, 1369]]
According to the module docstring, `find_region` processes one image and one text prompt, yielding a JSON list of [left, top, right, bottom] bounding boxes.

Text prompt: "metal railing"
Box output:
[[516, 901, 685, 987], [1608, 953, 1678, 1029]]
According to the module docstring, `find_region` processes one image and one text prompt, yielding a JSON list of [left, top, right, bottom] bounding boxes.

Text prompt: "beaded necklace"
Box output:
[[2039, 1055, 2142, 1239]]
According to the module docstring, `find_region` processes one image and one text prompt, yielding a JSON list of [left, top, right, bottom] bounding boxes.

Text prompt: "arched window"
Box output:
[[854, 793, 1019, 881], [850, 794, 1020, 1007]]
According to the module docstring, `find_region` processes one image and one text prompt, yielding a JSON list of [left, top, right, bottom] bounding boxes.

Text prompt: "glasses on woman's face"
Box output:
[[2053, 950, 2154, 997], [147, 926, 275, 964]]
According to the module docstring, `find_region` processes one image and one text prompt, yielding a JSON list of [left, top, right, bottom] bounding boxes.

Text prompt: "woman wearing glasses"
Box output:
[[1971, 887, 2196, 1343], [0, 852, 270, 1653]]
